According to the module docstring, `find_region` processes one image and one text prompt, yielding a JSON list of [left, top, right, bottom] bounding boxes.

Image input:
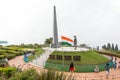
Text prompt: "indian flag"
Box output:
[[61, 36, 73, 46]]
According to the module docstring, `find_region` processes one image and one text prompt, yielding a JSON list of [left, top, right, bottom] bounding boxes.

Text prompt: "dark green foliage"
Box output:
[[4, 67, 16, 78], [44, 37, 53, 47], [102, 43, 119, 52], [0, 67, 16, 79], [115, 44, 118, 52], [7, 54, 16, 60], [112, 43, 115, 52], [0, 46, 25, 61], [0, 55, 4, 59], [102, 45, 107, 50], [107, 43, 111, 50]]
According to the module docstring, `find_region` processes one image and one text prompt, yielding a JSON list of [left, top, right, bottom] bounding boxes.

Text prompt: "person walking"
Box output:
[[105, 63, 110, 79]]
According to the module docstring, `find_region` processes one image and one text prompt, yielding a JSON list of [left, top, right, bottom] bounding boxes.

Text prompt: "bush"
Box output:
[[0, 67, 16, 79], [4, 67, 16, 78], [9, 68, 74, 80], [0, 55, 4, 59], [97, 51, 120, 58], [7, 54, 16, 60], [0, 67, 4, 75], [9, 68, 41, 80]]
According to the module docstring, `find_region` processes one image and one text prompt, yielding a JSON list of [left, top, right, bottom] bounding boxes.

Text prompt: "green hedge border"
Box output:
[[45, 62, 109, 72]]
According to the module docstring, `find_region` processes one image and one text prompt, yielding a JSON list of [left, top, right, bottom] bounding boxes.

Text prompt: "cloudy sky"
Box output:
[[0, 0, 120, 48]]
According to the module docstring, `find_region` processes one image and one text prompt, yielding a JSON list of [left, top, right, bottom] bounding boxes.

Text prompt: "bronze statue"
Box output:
[[74, 35, 77, 50]]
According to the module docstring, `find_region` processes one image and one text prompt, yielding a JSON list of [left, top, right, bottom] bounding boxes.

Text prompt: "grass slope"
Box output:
[[47, 50, 110, 65]]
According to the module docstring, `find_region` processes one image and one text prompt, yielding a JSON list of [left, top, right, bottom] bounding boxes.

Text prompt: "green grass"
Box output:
[[47, 50, 110, 65], [45, 50, 110, 72], [35, 48, 45, 56], [27, 48, 45, 62]]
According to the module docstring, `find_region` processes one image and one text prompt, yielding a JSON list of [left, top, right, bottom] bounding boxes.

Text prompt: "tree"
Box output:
[[80, 44, 88, 48], [102, 45, 107, 50], [112, 43, 115, 51], [44, 37, 53, 46], [33, 43, 41, 48], [115, 44, 119, 52], [107, 43, 111, 50]]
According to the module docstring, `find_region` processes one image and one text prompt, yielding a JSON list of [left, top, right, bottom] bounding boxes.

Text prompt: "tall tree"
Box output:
[[112, 43, 115, 51], [107, 43, 111, 50], [115, 44, 119, 52], [102, 45, 107, 50], [44, 37, 53, 46]]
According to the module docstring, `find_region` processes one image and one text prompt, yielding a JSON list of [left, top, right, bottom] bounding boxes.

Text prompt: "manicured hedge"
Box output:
[[0, 47, 25, 61], [45, 62, 107, 72], [96, 50, 120, 58]]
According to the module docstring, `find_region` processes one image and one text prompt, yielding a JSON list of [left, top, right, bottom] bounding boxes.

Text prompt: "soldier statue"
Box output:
[[74, 35, 77, 50]]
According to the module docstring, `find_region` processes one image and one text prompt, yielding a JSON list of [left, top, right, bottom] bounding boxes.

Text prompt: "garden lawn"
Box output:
[[47, 50, 110, 65]]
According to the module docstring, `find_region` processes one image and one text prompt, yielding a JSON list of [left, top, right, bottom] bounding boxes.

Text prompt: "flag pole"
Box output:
[[61, 36, 64, 67]]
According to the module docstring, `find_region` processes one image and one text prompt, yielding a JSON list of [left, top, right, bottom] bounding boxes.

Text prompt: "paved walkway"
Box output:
[[8, 47, 120, 80], [31, 47, 53, 66]]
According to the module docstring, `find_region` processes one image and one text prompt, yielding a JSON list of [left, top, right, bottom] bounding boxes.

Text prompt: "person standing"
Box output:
[[94, 65, 99, 73], [69, 62, 74, 72], [4, 57, 9, 67], [113, 57, 117, 69], [109, 57, 113, 68]]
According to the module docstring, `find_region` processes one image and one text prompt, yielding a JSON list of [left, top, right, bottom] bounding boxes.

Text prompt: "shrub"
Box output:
[[7, 54, 16, 60], [4, 67, 16, 78], [0, 67, 16, 79], [0, 55, 4, 59], [9, 68, 74, 80], [9, 68, 40, 80]]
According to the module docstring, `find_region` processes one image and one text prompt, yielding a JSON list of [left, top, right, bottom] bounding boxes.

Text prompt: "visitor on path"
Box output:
[[105, 63, 110, 79], [118, 61, 120, 69], [113, 57, 117, 69], [94, 65, 99, 73], [109, 57, 113, 68], [69, 62, 74, 72], [4, 57, 9, 66]]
